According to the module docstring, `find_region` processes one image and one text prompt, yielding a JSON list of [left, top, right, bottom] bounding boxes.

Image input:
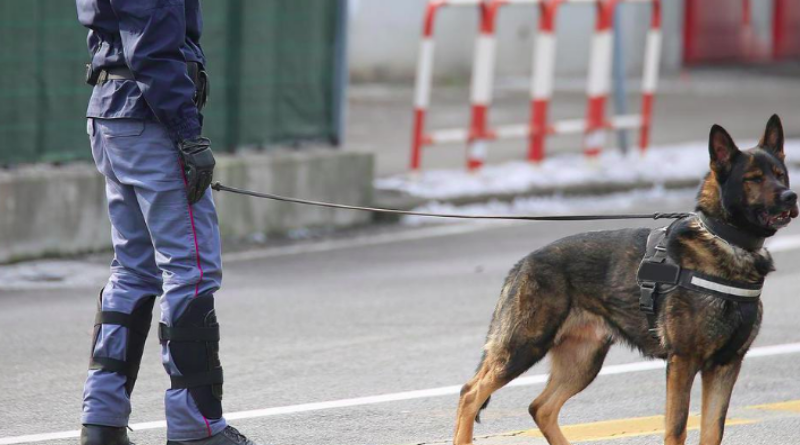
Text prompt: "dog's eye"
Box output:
[[745, 176, 763, 183]]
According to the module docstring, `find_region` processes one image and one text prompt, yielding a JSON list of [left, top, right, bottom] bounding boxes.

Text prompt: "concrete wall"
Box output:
[[348, 0, 685, 82], [0, 150, 374, 263]]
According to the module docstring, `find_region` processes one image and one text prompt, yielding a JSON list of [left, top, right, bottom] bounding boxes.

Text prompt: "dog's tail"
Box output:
[[475, 396, 491, 423]]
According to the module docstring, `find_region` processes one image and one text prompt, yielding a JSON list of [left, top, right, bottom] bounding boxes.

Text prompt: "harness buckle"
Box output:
[[639, 282, 656, 314]]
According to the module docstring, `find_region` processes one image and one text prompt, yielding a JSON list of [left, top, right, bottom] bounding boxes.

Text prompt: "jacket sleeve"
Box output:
[[110, 0, 200, 143]]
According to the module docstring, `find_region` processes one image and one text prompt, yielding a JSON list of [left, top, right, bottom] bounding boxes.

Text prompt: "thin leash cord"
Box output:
[[211, 182, 693, 222]]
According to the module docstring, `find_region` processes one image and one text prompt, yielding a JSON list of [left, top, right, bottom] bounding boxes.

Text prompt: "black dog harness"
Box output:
[[637, 215, 764, 363]]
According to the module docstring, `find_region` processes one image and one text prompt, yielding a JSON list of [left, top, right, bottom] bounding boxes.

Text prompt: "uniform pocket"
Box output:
[[102, 119, 146, 138]]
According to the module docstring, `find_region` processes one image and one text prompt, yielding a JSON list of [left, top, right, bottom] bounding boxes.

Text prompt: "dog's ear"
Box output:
[[759, 114, 785, 160], [709, 124, 740, 178]]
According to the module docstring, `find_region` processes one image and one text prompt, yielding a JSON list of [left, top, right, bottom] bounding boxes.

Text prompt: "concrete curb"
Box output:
[[0, 149, 373, 263]]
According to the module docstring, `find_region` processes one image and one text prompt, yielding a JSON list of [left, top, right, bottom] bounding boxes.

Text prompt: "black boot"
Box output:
[[80, 424, 134, 445], [166, 426, 261, 445]]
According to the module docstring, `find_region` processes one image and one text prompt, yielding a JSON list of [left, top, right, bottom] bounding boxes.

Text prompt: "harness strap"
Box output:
[[638, 227, 671, 337], [159, 324, 221, 342], [713, 302, 759, 365], [94, 310, 151, 336], [89, 356, 128, 375], [169, 368, 224, 389], [637, 218, 765, 344]]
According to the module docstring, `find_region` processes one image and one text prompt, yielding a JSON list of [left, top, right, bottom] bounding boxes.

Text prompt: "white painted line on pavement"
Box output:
[[4, 342, 800, 444]]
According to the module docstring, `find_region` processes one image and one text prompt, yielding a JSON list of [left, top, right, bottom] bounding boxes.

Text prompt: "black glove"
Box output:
[[178, 136, 215, 205]]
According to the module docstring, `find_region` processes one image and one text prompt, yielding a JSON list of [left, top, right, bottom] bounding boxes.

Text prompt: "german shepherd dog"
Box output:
[[454, 115, 798, 445]]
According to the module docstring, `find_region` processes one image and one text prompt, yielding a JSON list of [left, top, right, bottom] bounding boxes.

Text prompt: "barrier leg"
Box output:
[[467, 2, 501, 171], [639, 0, 661, 154], [583, 0, 616, 158], [529, 0, 559, 163], [410, 3, 443, 171]]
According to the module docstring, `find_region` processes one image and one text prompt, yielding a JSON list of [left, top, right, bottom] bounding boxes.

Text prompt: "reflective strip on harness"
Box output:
[[689, 276, 762, 298]]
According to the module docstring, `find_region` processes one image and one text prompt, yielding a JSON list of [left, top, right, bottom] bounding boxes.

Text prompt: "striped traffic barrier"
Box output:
[[411, 0, 662, 171]]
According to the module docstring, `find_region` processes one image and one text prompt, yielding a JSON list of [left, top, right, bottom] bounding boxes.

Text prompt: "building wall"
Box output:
[[348, 0, 685, 83]]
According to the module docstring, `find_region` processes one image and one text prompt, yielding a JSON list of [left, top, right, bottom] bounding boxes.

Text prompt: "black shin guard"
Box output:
[[89, 292, 156, 395], [161, 294, 224, 419]]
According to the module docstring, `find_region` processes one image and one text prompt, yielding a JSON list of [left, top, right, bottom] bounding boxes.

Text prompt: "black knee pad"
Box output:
[[160, 294, 223, 419], [89, 292, 156, 395]]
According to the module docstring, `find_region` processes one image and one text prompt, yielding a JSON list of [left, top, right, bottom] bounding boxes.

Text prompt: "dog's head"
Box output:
[[699, 114, 798, 237]]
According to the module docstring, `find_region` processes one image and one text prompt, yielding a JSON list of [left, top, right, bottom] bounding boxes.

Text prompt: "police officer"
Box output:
[[77, 1, 262, 444]]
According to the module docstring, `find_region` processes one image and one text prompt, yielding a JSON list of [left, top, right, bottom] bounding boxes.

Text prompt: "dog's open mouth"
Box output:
[[761, 209, 794, 229]]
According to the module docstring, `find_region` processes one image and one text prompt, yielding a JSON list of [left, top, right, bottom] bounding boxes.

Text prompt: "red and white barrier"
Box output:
[[411, 0, 484, 172], [411, 0, 662, 171]]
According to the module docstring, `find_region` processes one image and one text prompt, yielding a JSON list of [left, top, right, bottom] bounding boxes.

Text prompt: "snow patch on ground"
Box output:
[[376, 140, 800, 200], [0, 260, 109, 291], [401, 187, 698, 226]]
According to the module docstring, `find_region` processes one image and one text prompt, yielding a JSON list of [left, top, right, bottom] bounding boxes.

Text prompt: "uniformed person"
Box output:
[[76, 1, 262, 444]]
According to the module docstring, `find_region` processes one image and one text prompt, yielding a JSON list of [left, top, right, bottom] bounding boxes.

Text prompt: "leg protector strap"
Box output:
[[163, 294, 224, 419], [89, 292, 156, 395]]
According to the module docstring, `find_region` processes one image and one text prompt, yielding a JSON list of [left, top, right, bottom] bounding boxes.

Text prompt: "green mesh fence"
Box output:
[[0, 0, 345, 165]]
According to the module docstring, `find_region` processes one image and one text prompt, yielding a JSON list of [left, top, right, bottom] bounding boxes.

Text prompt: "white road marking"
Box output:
[[3, 342, 800, 444]]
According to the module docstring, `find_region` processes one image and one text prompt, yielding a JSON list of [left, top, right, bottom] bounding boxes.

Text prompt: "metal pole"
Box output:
[[331, 0, 349, 147], [612, 5, 629, 154]]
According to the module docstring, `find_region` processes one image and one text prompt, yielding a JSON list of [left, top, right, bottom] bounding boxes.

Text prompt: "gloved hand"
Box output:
[[178, 136, 215, 204]]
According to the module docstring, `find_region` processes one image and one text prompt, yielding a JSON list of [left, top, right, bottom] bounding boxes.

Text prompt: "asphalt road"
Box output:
[[2, 192, 800, 445]]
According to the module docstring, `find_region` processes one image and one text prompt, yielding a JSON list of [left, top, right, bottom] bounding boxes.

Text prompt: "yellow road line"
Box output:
[[749, 399, 800, 413], [519, 415, 755, 442]]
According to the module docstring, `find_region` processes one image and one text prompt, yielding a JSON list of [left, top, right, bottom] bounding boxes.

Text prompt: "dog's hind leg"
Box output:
[[453, 360, 507, 445], [453, 342, 550, 445], [454, 257, 569, 445], [529, 322, 612, 445]]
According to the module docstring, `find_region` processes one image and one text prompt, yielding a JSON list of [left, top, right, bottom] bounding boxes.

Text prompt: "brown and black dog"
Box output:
[[454, 115, 798, 445]]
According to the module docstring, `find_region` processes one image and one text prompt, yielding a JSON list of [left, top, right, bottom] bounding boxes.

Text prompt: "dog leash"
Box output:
[[211, 182, 692, 222]]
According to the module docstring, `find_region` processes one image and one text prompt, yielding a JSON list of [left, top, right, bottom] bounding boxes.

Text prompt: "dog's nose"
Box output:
[[780, 190, 798, 205]]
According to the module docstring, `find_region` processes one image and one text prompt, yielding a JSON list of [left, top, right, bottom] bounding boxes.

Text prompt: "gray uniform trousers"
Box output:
[[81, 118, 226, 441]]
